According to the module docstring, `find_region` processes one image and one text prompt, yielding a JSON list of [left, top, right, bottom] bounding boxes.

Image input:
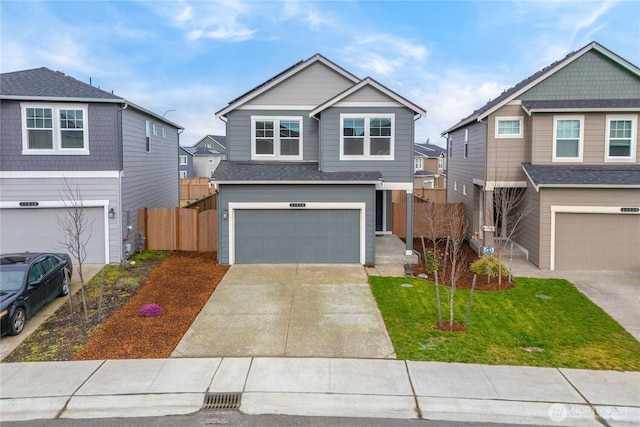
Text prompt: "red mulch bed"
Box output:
[[411, 238, 516, 291], [74, 251, 228, 360]]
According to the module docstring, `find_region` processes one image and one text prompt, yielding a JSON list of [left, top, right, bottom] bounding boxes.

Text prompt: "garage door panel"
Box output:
[[235, 209, 360, 264], [0, 208, 105, 264], [555, 213, 640, 271]]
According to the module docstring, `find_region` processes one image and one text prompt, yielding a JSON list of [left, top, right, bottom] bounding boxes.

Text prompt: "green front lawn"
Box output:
[[370, 276, 640, 371]]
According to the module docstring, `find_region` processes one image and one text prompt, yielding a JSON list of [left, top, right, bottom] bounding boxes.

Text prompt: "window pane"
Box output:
[[28, 129, 53, 149], [279, 120, 299, 138], [498, 120, 520, 135], [557, 120, 580, 138], [610, 120, 631, 139], [370, 118, 392, 137], [609, 140, 631, 157], [256, 139, 274, 154], [280, 139, 299, 156], [343, 118, 364, 137], [61, 130, 85, 148], [344, 138, 364, 155], [556, 140, 579, 157], [26, 108, 53, 129], [371, 137, 390, 155]]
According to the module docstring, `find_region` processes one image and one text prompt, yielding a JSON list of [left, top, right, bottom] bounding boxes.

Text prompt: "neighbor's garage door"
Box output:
[[0, 208, 106, 264], [235, 209, 360, 264], [555, 213, 640, 271]]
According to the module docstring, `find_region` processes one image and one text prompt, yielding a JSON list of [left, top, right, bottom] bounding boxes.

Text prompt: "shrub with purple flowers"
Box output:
[[137, 303, 164, 317]]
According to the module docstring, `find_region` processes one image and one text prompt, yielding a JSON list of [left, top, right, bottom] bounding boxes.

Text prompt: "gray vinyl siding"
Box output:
[[248, 61, 356, 106], [121, 108, 180, 258], [225, 109, 319, 161], [0, 100, 121, 171], [486, 104, 531, 181], [531, 112, 640, 165], [446, 121, 486, 236], [537, 188, 640, 269], [217, 184, 375, 264], [318, 106, 414, 183], [514, 181, 541, 267], [0, 176, 119, 263], [520, 50, 640, 100]]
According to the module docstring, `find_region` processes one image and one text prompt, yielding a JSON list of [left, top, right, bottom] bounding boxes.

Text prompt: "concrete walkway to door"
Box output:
[[171, 264, 396, 359]]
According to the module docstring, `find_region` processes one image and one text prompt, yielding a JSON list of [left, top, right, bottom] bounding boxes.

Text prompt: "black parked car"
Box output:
[[0, 252, 73, 336]]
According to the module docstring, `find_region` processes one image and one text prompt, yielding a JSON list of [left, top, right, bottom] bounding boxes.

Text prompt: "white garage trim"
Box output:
[[227, 202, 366, 265], [0, 200, 112, 264], [549, 205, 640, 270]]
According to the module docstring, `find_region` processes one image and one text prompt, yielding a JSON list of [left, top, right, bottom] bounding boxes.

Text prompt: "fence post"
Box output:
[[138, 207, 148, 250], [175, 207, 181, 250], [195, 207, 200, 251]]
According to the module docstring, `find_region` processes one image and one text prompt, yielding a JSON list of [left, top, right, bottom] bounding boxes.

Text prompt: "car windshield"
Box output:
[[0, 266, 27, 292]]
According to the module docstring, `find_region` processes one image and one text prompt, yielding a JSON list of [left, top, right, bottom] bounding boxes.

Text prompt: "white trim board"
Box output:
[[549, 205, 640, 270], [227, 202, 366, 265], [0, 171, 120, 179]]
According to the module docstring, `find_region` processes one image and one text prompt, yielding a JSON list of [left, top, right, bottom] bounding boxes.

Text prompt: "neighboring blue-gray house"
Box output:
[[413, 141, 446, 189], [0, 67, 182, 264], [193, 134, 227, 153], [213, 54, 426, 264], [179, 146, 196, 179]]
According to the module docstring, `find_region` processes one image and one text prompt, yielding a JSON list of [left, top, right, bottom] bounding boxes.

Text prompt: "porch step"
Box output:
[[375, 235, 419, 266]]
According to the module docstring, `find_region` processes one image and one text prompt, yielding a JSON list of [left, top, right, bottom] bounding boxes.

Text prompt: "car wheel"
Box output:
[[10, 307, 26, 336], [59, 275, 70, 297]]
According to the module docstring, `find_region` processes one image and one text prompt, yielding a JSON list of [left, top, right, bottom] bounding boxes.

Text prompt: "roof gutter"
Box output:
[[213, 180, 382, 185]]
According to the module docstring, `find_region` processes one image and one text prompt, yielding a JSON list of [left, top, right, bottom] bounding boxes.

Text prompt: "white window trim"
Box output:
[[162, 126, 166, 138], [21, 103, 90, 155], [605, 114, 637, 162], [152, 123, 158, 136], [453, 181, 458, 192], [552, 115, 584, 162], [495, 116, 524, 139], [438, 156, 444, 170], [251, 116, 303, 160], [462, 183, 467, 195], [414, 157, 423, 171], [339, 113, 395, 161], [145, 120, 151, 153], [179, 171, 187, 179], [179, 155, 188, 165]]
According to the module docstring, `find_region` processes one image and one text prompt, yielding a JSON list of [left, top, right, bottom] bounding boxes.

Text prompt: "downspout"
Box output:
[[117, 103, 128, 262], [311, 114, 321, 170]]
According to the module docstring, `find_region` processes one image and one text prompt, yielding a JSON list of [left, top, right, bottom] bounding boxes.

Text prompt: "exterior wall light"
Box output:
[[109, 208, 116, 219], [223, 209, 228, 220]]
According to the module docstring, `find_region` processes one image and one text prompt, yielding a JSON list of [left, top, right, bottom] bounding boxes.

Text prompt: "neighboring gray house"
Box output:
[[213, 54, 426, 264], [179, 146, 195, 179], [193, 134, 227, 154], [413, 141, 446, 189], [442, 42, 640, 271], [0, 67, 182, 264], [192, 146, 225, 179]]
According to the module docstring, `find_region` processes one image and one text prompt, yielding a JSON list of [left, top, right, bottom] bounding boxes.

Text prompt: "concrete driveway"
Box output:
[[511, 259, 640, 341], [171, 264, 396, 359]]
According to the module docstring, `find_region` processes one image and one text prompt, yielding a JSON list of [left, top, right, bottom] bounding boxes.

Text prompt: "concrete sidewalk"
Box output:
[[0, 357, 638, 425]]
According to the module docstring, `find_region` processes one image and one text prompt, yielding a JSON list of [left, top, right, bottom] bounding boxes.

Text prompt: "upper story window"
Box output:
[[340, 114, 394, 160], [152, 123, 158, 136], [251, 116, 303, 160], [464, 129, 469, 158], [553, 116, 583, 162], [162, 126, 166, 138], [438, 156, 444, 170], [145, 120, 151, 152], [495, 116, 523, 138], [179, 155, 188, 165], [448, 135, 452, 158], [414, 157, 423, 171], [179, 171, 187, 179], [21, 103, 89, 155], [605, 115, 636, 162]]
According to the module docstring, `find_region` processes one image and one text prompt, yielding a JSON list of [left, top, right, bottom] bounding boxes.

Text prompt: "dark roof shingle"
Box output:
[[522, 163, 640, 188], [212, 161, 382, 183]]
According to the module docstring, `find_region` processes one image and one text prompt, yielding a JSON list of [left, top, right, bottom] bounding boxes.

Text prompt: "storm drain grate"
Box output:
[[202, 392, 242, 410]]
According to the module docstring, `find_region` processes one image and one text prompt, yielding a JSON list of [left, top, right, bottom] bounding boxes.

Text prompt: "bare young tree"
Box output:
[[58, 178, 94, 321], [492, 186, 532, 283], [445, 207, 468, 328]]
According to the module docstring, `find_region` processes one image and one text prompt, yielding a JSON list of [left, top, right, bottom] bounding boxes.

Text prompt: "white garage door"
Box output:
[[555, 213, 640, 271], [0, 208, 106, 264], [234, 209, 361, 264]]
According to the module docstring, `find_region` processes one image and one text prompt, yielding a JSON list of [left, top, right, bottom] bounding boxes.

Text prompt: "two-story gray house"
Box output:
[[0, 67, 182, 264], [212, 54, 426, 264], [443, 42, 640, 271]]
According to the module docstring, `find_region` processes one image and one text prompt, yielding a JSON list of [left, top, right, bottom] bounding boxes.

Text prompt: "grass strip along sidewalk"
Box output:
[[370, 276, 640, 371]]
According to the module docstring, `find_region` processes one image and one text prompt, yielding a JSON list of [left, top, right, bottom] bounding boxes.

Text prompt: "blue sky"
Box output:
[[2, 1, 639, 147]]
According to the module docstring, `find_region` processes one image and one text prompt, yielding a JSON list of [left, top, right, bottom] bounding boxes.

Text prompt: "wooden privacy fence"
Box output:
[[180, 177, 215, 201], [413, 188, 446, 203], [139, 207, 217, 252], [184, 193, 217, 212], [391, 191, 463, 239]]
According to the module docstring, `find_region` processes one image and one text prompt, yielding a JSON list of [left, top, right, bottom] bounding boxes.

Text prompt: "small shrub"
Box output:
[[424, 248, 440, 273], [137, 303, 164, 317], [470, 255, 509, 278]]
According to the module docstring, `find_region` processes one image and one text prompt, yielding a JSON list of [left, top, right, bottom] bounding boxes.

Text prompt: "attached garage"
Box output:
[[0, 207, 107, 264], [230, 203, 365, 264], [554, 212, 640, 271]]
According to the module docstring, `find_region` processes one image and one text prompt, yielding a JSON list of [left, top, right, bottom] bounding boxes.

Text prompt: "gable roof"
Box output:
[[180, 146, 197, 156], [414, 142, 446, 158], [442, 41, 640, 135], [0, 67, 183, 129], [216, 54, 360, 117], [194, 135, 227, 151], [522, 163, 640, 190], [309, 77, 426, 117]]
